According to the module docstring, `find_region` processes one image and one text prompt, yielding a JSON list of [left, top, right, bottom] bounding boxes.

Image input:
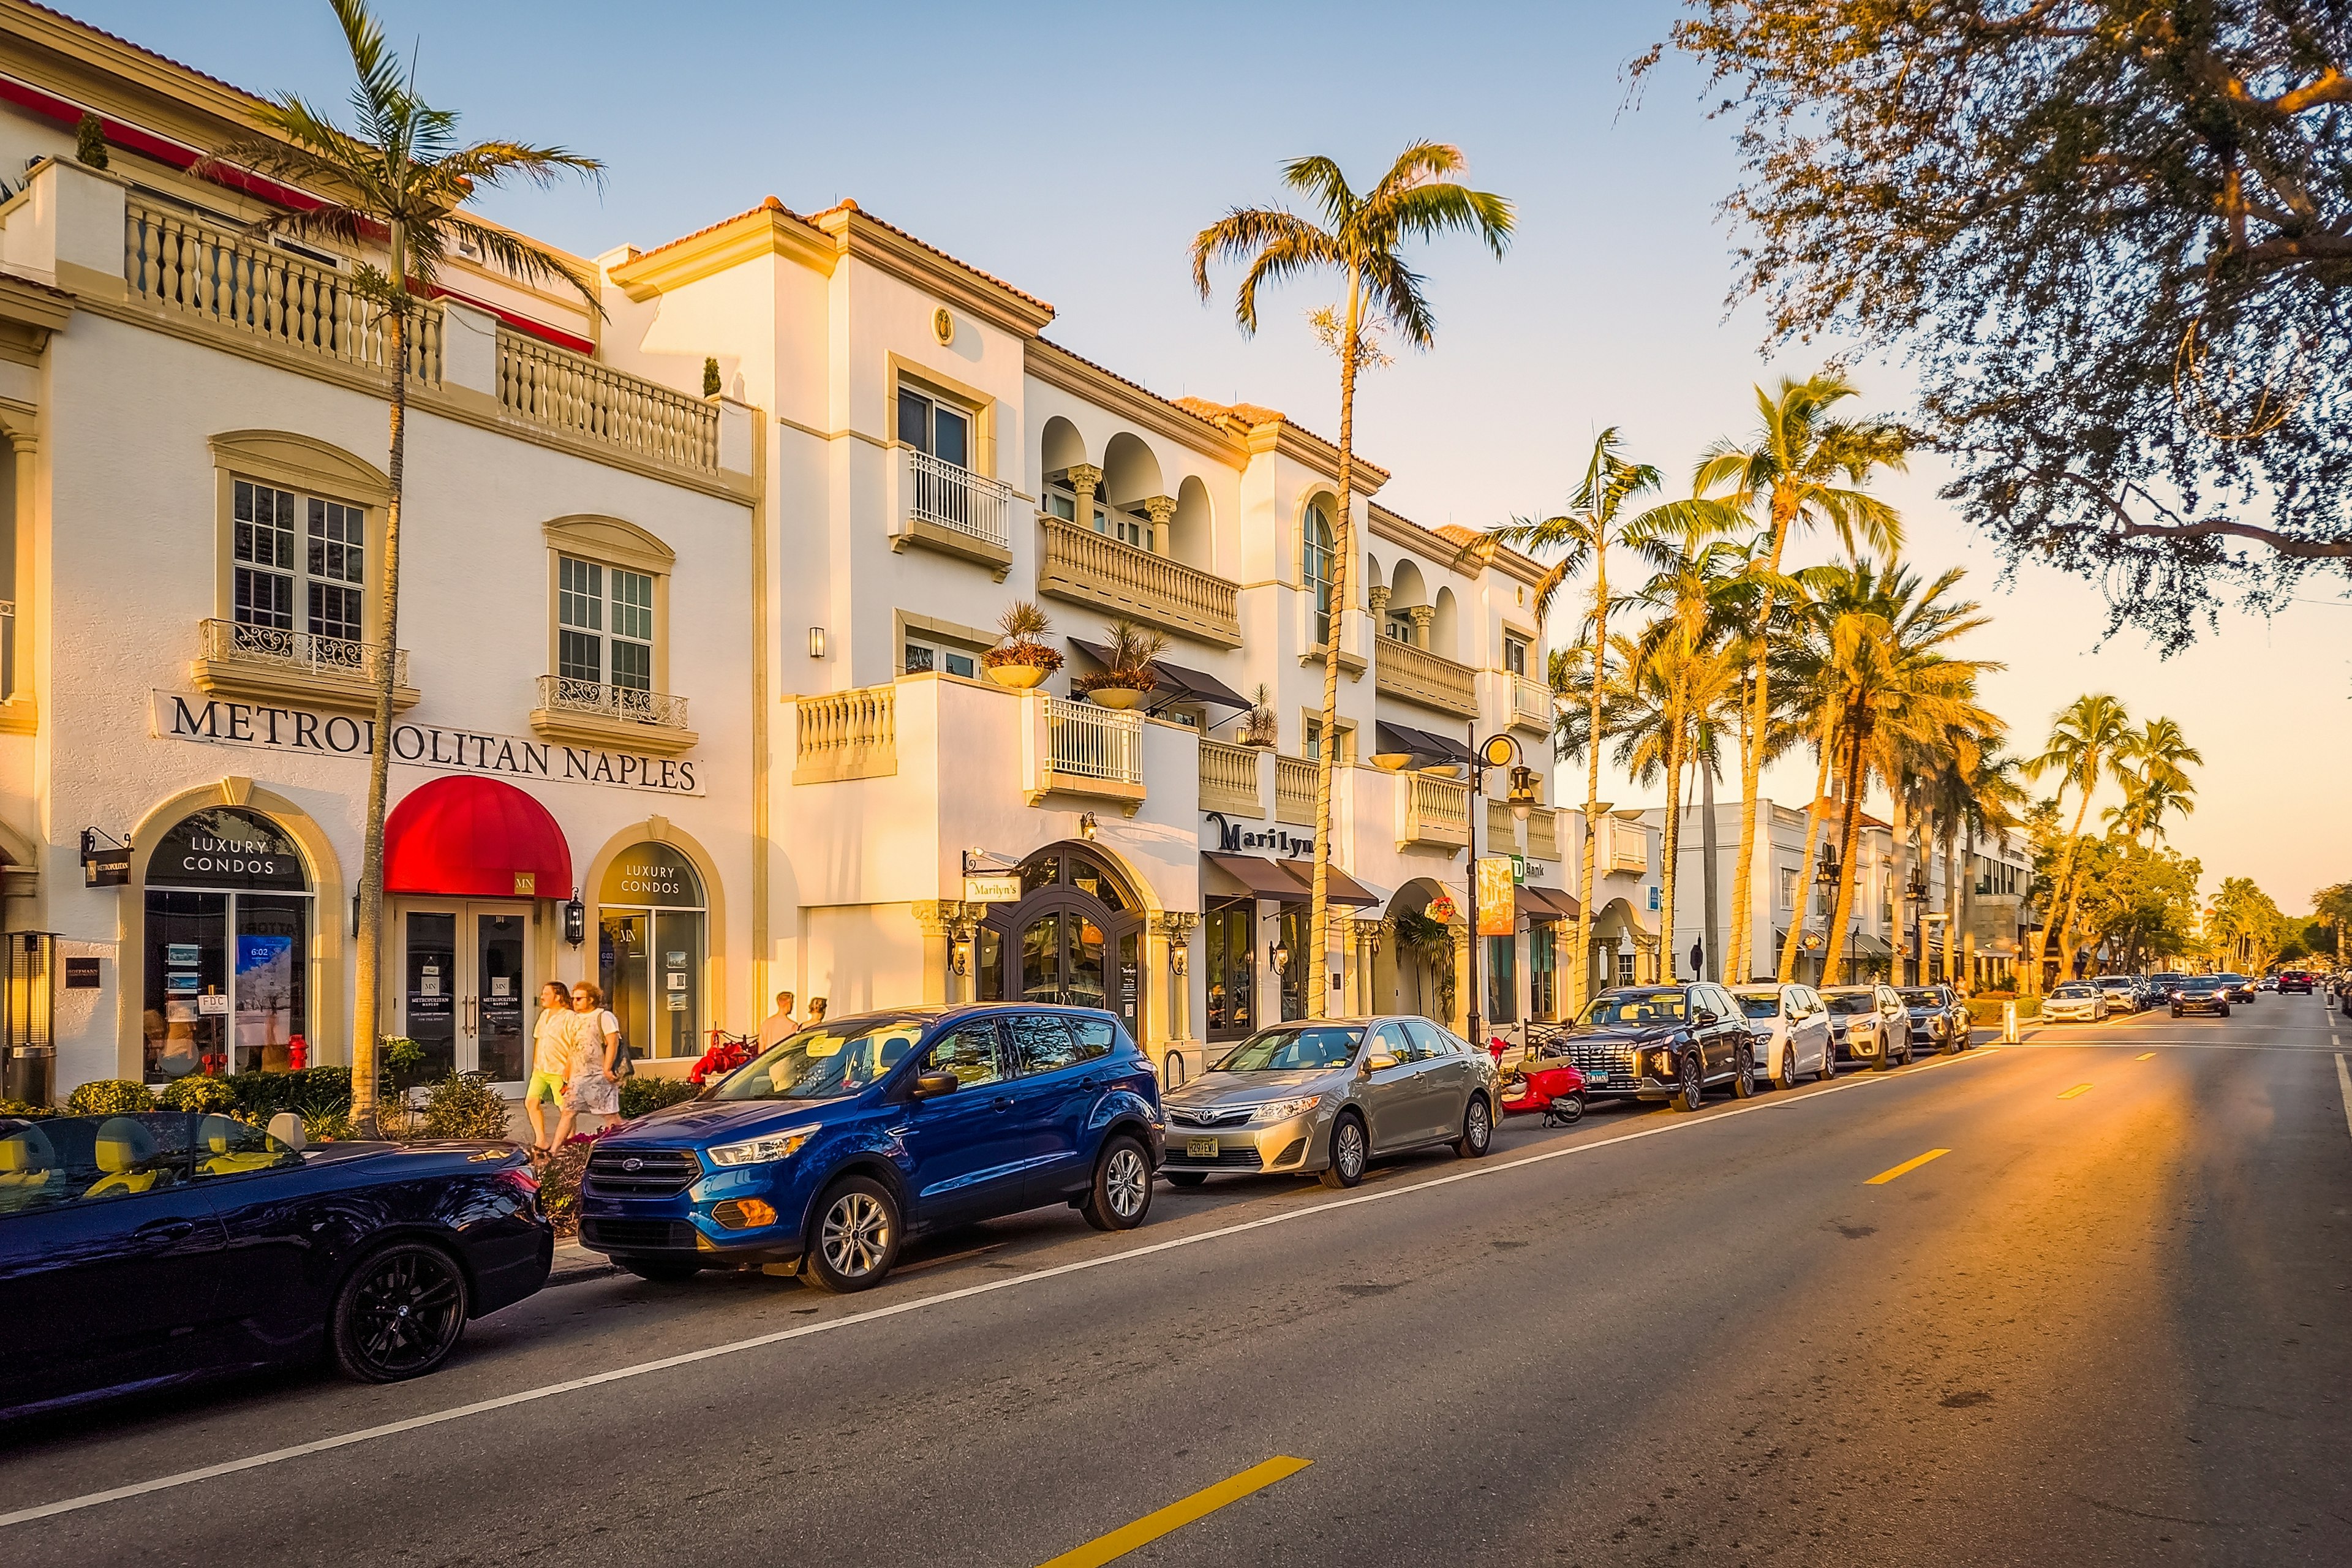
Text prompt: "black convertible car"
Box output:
[[0, 1111, 551, 1419]]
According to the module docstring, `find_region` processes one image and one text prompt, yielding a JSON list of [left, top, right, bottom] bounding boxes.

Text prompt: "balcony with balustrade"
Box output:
[[192, 619, 418, 714], [1275, 755, 1319, 826], [1511, 673, 1553, 733], [530, 675, 698, 755], [794, 685, 899, 784], [1027, 692, 1146, 810], [1038, 516, 1241, 647], [893, 448, 1014, 575], [1396, 771, 1470, 850], [1374, 636, 1477, 717], [1526, 805, 1562, 864], [1199, 737, 1264, 817]]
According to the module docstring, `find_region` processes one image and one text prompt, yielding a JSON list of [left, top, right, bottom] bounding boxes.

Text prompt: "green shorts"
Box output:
[[527, 1071, 566, 1104]]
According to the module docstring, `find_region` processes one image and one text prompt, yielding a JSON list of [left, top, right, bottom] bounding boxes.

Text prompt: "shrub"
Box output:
[[74, 110, 108, 168], [702, 356, 721, 397], [159, 1075, 239, 1114], [67, 1079, 154, 1115], [228, 1066, 353, 1123], [423, 1072, 515, 1140], [537, 1128, 609, 1236], [0, 1099, 55, 1120], [619, 1076, 699, 1119]]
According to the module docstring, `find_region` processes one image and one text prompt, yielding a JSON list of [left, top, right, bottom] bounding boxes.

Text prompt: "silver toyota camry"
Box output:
[[1158, 1016, 1502, 1190]]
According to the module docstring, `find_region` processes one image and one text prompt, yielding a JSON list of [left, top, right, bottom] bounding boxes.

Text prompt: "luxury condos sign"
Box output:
[[150, 692, 705, 797]]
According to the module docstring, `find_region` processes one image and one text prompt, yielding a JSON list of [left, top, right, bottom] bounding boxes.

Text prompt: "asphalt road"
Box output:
[[6, 997, 2350, 1567]]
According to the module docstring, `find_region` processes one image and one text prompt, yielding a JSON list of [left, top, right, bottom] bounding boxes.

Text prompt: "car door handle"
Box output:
[[991, 1095, 1015, 1112], [135, 1218, 198, 1243], [1078, 1076, 1104, 1091]]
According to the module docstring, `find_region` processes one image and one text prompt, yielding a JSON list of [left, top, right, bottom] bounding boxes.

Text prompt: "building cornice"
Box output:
[[1368, 505, 1481, 576], [606, 199, 837, 301], [813, 204, 1055, 338], [1024, 339, 1246, 467]]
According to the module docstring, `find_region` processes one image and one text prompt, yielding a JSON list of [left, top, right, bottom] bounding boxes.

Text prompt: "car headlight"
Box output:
[[1250, 1095, 1325, 1123], [707, 1126, 821, 1167]]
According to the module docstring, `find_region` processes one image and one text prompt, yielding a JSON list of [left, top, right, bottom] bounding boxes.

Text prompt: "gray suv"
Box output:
[[1159, 1017, 1502, 1189]]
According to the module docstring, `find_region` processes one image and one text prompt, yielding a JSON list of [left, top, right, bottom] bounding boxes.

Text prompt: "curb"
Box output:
[[546, 1243, 616, 1289]]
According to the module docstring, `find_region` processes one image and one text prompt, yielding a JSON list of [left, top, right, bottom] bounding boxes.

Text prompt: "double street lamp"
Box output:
[[1463, 731, 1539, 1054]]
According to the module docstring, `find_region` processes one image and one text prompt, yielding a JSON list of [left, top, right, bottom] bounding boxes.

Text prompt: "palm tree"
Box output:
[[202, 0, 603, 1133], [2108, 717, 2203, 847], [1193, 144, 1512, 1019], [1612, 619, 1740, 986], [1692, 373, 1908, 983], [1471, 431, 1733, 1009], [2024, 694, 2135, 991]]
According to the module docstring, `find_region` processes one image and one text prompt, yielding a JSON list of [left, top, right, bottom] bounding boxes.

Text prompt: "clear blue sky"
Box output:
[[70, 0, 2351, 914]]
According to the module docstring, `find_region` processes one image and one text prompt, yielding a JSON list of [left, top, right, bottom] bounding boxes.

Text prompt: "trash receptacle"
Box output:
[[4, 1044, 54, 1106]]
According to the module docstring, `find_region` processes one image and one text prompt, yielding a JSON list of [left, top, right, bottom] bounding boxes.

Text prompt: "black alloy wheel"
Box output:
[[1732, 1046, 1758, 1099], [620, 1258, 701, 1283], [1672, 1051, 1706, 1112], [1455, 1095, 1493, 1158], [1080, 1136, 1153, 1231], [331, 1241, 470, 1384], [1321, 1112, 1368, 1189], [1166, 1170, 1208, 1189], [804, 1175, 902, 1294]]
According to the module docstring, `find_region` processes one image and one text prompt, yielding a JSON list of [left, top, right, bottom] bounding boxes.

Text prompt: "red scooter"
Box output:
[[1492, 1034, 1586, 1126]]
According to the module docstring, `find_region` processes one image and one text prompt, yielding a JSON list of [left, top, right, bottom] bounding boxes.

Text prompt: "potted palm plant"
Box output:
[[1240, 684, 1280, 747], [1073, 620, 1166, 709], [981, 601, 1064, 690]]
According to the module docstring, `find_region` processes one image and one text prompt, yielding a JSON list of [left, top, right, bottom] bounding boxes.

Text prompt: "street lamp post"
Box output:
[[1463, 731, 1538, 1054], [1904, 870, 1929, 986], [1813, 844, 1842, 985]]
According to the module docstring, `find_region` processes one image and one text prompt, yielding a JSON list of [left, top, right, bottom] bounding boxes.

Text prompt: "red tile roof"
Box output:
[[21, 0, 268, 107]]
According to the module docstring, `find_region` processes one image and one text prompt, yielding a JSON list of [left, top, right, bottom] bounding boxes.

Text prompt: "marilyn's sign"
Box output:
[[151, 692, 704, 797]]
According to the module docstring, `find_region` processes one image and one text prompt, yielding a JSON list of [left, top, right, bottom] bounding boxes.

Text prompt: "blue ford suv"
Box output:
[[578, 1005, 1163, 1291]]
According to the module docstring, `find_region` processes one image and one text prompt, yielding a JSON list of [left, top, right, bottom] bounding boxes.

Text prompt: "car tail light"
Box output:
[[500, 1167, 541, 1202]]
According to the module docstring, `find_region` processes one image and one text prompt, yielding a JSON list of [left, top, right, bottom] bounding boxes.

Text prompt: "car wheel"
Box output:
[[1777, 1042, 1800, 1092], [1455, 1095, 1493, 1158], [1940, 1027, 1959, 1056], [1166, 1170, 1208, 1189], [1080, 1136, 1154, 1231], [331, 1240, 469, 1384], [2219, 1004, 2231, 1017], [804, 1176, 901, 1294], [1320, 1112, 1368, 1189], [620, 1258, 701, 1283], [1732, 1046, 1758, 1099], [1672, 1052, 1705, 1112], [1818, 1039, 1836, 1081], [1901, 1040, 1915, 1065], [2171, 1006, 2181, 1017]]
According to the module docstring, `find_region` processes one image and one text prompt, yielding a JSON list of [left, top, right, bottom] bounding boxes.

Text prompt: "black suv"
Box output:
[[1558, 982, 1758, 1112]]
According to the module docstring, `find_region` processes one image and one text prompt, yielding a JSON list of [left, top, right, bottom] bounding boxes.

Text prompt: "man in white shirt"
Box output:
[[760, 991, 799, 1048]]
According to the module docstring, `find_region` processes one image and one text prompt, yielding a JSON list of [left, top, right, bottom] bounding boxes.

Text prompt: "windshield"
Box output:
[[1216, 1025, 1363, 1072], [1899, 989, 1941, 1007], [1825, 993, 1877, 1016], [2095, 978, 2132, 988], [1733, 993, 1781, 1019], [2217, 974, 2248, 984], [2180, 977, 2220, 990], [710, 1018, 926, 1101], [1580, 991, 1687, 1026]]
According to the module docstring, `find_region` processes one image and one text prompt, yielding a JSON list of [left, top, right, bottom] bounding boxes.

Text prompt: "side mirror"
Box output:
[[910, 1072, 960, 1099], [1365, 1053, 1399, 1073], [1692, 1009, 1718, 1027]]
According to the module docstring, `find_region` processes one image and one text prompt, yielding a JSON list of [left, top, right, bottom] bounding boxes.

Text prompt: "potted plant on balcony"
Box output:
[[1240, 684, 1280, 748], [1073, 620, 1166, 710], [982, 601, 1064, 690]]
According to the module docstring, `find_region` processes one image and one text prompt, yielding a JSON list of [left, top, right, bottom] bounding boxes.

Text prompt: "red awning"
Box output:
[[383, 777, 572, 899]]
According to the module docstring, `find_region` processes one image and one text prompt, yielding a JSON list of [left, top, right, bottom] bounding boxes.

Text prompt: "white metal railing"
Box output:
[[499, 330, 718, 473], [905, 447, 1012, 548], [1047, 695, 1142, 784], [536, 674, 690, 729], [202, 618, 407, 686], [1514, 674, 1551, 726], [126, 201, 442, 382]]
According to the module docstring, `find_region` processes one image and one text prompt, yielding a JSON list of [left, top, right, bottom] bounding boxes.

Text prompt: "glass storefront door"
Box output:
[[395, 902, 533, 1087], [141, 807, 313, 1083], [598, 843, 707, 1062], [979, 849, 1143, 1041]]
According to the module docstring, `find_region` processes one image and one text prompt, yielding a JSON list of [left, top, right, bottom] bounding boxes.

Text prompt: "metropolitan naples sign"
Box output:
[[151, 692, 705, 797]]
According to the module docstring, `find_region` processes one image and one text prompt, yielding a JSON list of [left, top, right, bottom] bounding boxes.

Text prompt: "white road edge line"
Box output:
[[2337, 1054, 2352, 1147], [0, 1046, 2001, 1531]]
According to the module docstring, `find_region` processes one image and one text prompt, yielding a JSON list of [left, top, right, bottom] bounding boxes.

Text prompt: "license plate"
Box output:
[[1588, 1071, 1610, 1085], [1186, 1137, 1220, 1159]]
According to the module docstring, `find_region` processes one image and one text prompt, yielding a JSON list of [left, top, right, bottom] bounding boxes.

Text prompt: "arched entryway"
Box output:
[[976, 845, 1145, 1041]]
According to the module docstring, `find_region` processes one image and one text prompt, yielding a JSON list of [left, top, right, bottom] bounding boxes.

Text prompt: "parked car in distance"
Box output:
[[2169, 976, 2231, 1017], [1558, 983, 1760, 1110], [1899, 985, 1971, 1051], [2277, 971, 2315, 995], [0, 1111, 551, 1417], [1821, 985, 1912, 1069], [1161, 1017, 1498, 1189], [2042, 981, 2109, 1023], [2093, 975, 2144, 1014], [1730, 982, 1835, 1090], [2215, 973, 2258, 1003], [579, 1006, 1162, 1293]]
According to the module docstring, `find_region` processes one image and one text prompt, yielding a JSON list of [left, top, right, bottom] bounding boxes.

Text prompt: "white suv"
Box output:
[[1730, 983, 1835, 1090]]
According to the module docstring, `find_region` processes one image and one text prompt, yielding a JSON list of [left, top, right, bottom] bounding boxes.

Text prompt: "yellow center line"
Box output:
[[1865, 1148, 1950, 1185], [2058, 1083, 2094, 1099], [1039, 1456, 1313, 1568], [2135, 1052, 2157, 1061]]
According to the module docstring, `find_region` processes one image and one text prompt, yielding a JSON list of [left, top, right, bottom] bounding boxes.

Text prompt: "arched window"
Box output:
[[142, 807, 313, 1082], [1303, 503, 1335, 646]]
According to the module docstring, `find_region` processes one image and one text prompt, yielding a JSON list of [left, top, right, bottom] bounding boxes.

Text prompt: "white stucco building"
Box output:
[[0, 6, 1660, 1098]]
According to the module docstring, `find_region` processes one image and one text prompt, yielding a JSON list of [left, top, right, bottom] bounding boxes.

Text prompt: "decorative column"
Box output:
[[1065, 463, 1103, 530], [1352, 918, 1387, 1015], [1367, 583, 1390, 628], [1408, 604, 1434, 650], [912, 900, 959, 1006], [1155, 911, 1198, 1049], [1142, 494, 1176, 557]]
